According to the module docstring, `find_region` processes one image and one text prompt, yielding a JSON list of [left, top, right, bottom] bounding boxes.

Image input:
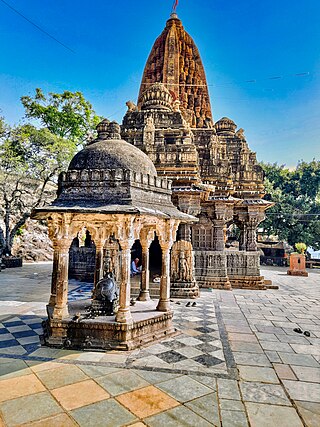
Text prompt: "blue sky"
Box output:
[[0, 0, 319, 167]]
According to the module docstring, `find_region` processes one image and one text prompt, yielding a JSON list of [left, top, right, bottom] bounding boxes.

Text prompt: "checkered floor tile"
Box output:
[[0, 282, 93, 355], [127, 292, 227, 374], [0, 315, 46, 355], [68, 281, 93, 301], [0, 288, 228, 375]]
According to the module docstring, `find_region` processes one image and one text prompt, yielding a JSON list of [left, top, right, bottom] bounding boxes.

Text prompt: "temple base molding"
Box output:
[[170, 282, 200, 298], [229, 275, 266, 290]]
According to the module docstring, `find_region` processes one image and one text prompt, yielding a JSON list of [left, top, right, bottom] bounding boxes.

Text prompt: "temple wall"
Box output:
[[194, 250, 264, 290]]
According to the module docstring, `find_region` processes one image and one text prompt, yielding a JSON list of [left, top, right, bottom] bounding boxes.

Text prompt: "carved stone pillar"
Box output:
[[236, 211, 265, 252], [178, 223, 191, 242], [246, 222, 257, 251], [50, 239, 71, 320], [212, 219, 225, 251], [157, 244, 171, 312], [48, 243, 59, 309], [137, 240, 151, 301], [239, 223, 247, 251], [116, 245, 133, 323], [246, 213, 265, 251], [93, 241, 104, 292]]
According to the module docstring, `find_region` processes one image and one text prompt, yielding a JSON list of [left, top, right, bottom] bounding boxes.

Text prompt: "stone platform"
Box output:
[[44, 300, 176, 351]]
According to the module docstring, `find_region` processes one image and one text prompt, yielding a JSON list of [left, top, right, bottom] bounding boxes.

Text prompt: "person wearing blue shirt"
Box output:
[[131, 257, 142, 275]]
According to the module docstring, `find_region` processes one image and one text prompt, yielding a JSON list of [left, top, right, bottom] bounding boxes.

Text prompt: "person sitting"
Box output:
[[131, 257, 142, 276]]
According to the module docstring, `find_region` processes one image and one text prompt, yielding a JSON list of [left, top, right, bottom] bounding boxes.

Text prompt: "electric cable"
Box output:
[[0, 0, 75, 53]]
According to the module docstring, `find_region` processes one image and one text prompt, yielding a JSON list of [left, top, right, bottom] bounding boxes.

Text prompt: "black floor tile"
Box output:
[[162, 340, 187, 350], [2, 321, 24, 327], [157, 350, 187, 364], [28, 323, 43, 330], [23, 342, 41, 353], [196, 343, 221, 353], [193, 354, 224, 367], [0, 339, 19, 348], [195, 335, 216, 343], [12, 330, 37, 338]]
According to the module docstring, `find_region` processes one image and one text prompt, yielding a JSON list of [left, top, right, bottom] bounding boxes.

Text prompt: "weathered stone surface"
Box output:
[[246, 402, 304, 427], [31, 120, 196, 351], [121, 14, 273, 291], [12, 220, 53, 262], [138, 15, 213, 129]]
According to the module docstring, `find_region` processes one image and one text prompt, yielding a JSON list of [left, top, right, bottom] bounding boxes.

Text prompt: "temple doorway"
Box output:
[[68, 228, 96, 283], [149, 234, 162, 280]]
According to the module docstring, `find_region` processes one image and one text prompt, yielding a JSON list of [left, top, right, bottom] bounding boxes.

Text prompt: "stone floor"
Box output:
[[0, 263, 319, 426]]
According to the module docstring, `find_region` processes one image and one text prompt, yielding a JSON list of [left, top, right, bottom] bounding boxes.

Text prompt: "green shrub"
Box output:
[[295, 242, 307, 254]]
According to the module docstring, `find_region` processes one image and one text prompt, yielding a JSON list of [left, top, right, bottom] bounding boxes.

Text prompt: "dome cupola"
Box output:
[[215, 117, 237, 135], [69, 120, 157, 177]]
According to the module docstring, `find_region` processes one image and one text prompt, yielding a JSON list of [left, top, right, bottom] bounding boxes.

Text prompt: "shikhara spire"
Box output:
[[138, 13, 213, 128]]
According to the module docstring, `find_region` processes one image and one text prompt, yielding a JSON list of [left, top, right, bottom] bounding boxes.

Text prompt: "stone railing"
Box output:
[[226, 251, 260, 277], [59, 168, 171, 192], [194, 250, 260, 279]]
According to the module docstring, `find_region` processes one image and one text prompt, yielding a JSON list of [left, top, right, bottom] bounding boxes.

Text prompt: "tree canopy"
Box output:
[[21, 88, 101, 145], [0, 89, 100, 256], [261, 160, 320, 250]]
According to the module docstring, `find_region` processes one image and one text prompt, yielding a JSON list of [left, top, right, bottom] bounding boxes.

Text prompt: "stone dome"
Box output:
[[68, 121, 157, 177], [215, 117, 237, 134]]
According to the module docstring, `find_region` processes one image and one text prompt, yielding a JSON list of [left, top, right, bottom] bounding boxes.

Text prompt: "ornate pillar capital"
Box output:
[[140, 228, 155, 250], [235, 209, 265, 252], [52, 237, 72, 252]]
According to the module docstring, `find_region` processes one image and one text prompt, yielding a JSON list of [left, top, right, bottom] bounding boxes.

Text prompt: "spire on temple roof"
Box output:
[[137, 14, 213, 129]]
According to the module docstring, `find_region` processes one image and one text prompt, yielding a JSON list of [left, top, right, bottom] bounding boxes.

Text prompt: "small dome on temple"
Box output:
[[215, 117, 237, 134], [96, 120, 121, 140], [140, 83, 173, 111], [69, 120, 157, 176], [96, 118, 110, 134]]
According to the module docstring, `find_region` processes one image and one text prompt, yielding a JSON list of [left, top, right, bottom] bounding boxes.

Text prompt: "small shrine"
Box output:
[[32, 120, 196, 350]]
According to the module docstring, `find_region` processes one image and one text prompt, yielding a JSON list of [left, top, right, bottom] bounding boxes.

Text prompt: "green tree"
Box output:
[[21, 88, 101, 146], [0, 89, 101, 256], [260, 161, 320, 250], [0, 122, 76, 255]]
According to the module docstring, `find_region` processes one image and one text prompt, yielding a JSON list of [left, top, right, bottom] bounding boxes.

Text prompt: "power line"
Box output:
[[0, 0, 75, 53], [139, 71, 316, 89], [266, 212, 320, 216], [266, 213, 320, 216]]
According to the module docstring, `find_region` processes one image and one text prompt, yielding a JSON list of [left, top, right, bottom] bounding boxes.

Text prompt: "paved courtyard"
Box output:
[[0, 263, 319, 426]]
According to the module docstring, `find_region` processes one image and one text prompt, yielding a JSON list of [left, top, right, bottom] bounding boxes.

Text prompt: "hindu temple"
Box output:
[[122, 12, 273, 293], [32, 11, 272, 351]]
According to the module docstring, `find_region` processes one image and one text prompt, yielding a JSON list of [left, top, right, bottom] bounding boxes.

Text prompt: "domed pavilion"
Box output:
[[32, 120, 196, 350]]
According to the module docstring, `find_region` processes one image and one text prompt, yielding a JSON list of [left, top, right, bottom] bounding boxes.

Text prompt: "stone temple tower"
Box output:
[[122, 12, 273, 295], [138, 12, 213, 129]]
